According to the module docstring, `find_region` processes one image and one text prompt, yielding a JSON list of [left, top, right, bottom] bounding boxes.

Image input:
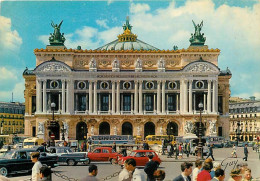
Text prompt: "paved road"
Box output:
[[8, 147, 260, 181]]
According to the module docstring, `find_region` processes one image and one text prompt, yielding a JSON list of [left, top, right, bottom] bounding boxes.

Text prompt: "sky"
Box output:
[[0, 0, 259, 103]]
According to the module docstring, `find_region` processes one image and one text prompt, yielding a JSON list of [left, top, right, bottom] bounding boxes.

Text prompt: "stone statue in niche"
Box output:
[[89, 58, 97, 71], [158, 57, 165, 72], [112, 58, 120, 72], [135, 58, 142, 72], [114, 126, 117, 135], [209, 120, 217, 134], [137, 126, 140, 136], [38, 122, 44, 134], [63, 121, 69, 135], [91, 125, 94, 135], [184, 121, 194, 134]]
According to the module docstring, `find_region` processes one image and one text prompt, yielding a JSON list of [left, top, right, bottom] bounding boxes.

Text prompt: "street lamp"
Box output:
[[197, 102, 204, 159], [50, 102, 56, 145]]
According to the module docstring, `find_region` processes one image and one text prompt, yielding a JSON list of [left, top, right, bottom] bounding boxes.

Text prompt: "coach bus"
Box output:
[[145, 135, 176, 145], [89, 135, 135, 144], [204, 136, 224, 148]]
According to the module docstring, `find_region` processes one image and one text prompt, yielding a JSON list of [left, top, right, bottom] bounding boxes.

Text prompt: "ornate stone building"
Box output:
[[229, 96, 260, 141], [0, 102, 25, 135], [23, 18, 232, 141]]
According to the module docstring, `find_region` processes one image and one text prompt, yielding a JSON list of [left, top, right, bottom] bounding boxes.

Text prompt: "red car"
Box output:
[[118, 150, 161, 167], [87, 147, 121, 164]]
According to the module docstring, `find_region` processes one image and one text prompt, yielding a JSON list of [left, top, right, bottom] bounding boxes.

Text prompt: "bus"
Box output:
[[204, 136, 224, 148], [133, 136, 142, 144], [89, 135, 135, 144], [145, 135, 176, 145], [23, 137, 45, 148]]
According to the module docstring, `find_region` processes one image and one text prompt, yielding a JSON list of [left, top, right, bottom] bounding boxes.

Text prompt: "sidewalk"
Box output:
[[159, 153, 199, 162]]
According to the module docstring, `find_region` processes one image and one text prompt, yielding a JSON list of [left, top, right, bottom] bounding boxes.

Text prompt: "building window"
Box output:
[[123, 94, 131, 111], [77, 94, 86, 111], [32, 96, 36, 114], [168, 94, 176, 111], [101, 94, 109, 111], [145, 94, 154, 111], [168, 82, 177, 89], [50, 80, 59, 89]]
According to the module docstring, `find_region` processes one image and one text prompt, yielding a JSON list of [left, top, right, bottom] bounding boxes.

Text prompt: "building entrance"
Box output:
[[48, 122, 60, 140], [99, 122, 110, 135], [76, 122, 88, 140], [144, 122, 155, 138], [122, 122, 133, 135]]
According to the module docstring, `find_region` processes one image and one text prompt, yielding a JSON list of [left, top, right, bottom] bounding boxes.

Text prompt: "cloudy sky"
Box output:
[[0, 0, 259, 103]]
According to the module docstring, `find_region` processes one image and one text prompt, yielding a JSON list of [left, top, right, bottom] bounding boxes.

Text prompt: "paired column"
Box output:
[[88, 81, 93, 114], [116, 81, 120, 114], [61, 80, 65, 113], [207, 80, 212, 113], [183, 80, 188, 113], [66, 80, 74, 114], [93, 81, 97, 114], [36, 79, 42, 113], [161, 81, 165, 114], [157, 81, 161, 114], [134, 81, 138, 114], [139, 80, 143, 114], [188, 80, 193, 113], [179, 80, 183, 113], [112, 81, 115, 114], [212, 80, 218, 113], [42, 80, 47, 113]]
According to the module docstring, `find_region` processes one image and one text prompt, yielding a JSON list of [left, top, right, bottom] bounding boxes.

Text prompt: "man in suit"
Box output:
[[211, 168, 225, 181], [173, 162, 193, 181], [243, 144, 249, 161], [206, 144, 215, 161], [144, 154, 158, 181]]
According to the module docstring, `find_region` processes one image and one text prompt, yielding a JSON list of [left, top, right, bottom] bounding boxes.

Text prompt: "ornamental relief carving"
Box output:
[[75, 60, 88, 68], [37, 63, 70, 72], [184, 63, 217, 73], [144, 60, 156, 67], [121, 59, 133, 68]]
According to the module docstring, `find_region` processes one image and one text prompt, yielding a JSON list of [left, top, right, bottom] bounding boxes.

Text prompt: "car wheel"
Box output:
[[110, 158, 117, 165], [83, 159, 90, 165], [67, 159, 76, 166], [0, 167, 8, 177]]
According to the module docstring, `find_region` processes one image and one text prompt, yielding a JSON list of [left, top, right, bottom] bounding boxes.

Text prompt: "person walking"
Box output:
[[186, 143, 190, 158], [119, 158, 145, 181], [173, 162, 193, 181], [206, 144, 215, 161], [243, 144, 248, 161], [197, 162, 213, 181], [39, 166, 52, 181], [232, 144, 237, 158], [167, 143, 173, 158], [144, 154, 158, 181], [112, 142, 117, 152], [30, 152, 42, 181], [80, 164, 98, 181], [211, 168, 225, 181], [143, 141, 149, 150], [192, 160, 202, 181]]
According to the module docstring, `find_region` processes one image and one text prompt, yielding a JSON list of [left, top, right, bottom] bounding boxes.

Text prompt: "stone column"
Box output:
[[213, 80, 217, 113], [36, 79, 42, 113], [154, 94, 156, 113], [157, 81, 161, 114], [188, 80, 193, 113], [134, 81, 138, 114], [62, 80, 65, 113], [176, 94, 179, 112], [131, 94, 133, 113], [89, 81, 93, 114], [93, 81, 97, 114], [139, 80, 143, 114], [42, 80, 47, 113], [112, 81, 115, 114], [203, 93, 206, 111], [75, 94, 78, 111], [116, 81, 120, 114], [85, 92, 88, 112], [183, 80, 188, 113], [66, 80, 70, 113], [180, 80, 183, 113], [108, 94, 111, 113], [207, 80, 212, 113], [161, 80, 165, 114]]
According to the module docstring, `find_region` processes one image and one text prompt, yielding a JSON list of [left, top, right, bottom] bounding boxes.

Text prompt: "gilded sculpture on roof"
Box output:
[[189, 20, 206, 46], [49, 20, 66, 46]]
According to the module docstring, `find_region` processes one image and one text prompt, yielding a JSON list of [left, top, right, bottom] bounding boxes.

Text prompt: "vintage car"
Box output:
[[118, 150, 161, 167], [87, 147, 121, 164], [0, 148, 58, 176], [47, 147, 89, 166]]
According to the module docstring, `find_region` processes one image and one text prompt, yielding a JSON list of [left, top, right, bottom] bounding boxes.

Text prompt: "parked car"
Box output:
[[47, 147, 89, 166], [0, 148, 58, 176], [118, 150, 161, 168], [87, 147, 122, 164]]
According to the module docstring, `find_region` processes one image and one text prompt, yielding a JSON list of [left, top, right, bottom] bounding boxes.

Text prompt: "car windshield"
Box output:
[[24, 142, 35, 146], [2, 151, 15, 159], [129, 152, 136, 156]]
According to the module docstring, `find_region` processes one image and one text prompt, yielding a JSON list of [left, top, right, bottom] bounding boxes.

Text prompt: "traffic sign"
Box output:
[[50, 134, 55, 140]]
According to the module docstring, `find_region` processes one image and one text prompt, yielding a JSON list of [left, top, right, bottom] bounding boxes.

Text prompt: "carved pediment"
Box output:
[[183, 62, 219, 73], [35, 61, 71, 73]]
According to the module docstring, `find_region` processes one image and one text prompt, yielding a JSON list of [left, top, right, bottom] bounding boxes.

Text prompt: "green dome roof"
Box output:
[[96, 17, 159, 51]]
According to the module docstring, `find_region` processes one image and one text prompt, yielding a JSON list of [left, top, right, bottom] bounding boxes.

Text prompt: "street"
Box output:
[[9, 147, 260, 181]]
